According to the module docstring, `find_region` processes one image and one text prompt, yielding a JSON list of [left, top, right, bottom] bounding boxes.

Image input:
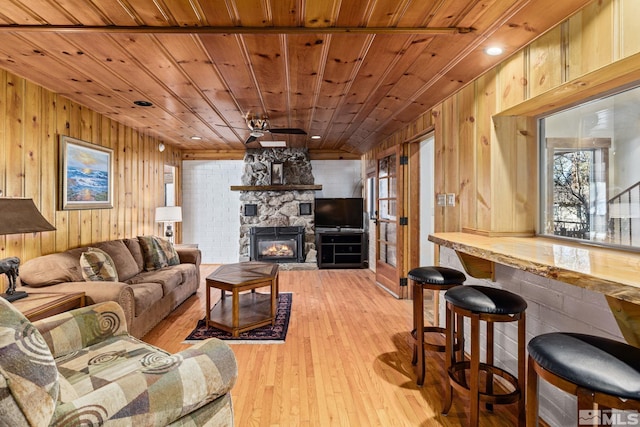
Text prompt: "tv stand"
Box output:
[[316, 230, 367, 269]]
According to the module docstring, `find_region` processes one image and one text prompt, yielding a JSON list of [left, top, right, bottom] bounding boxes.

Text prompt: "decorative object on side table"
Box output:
[[0, 198, 56, 302], [155, 205, 182, 243]]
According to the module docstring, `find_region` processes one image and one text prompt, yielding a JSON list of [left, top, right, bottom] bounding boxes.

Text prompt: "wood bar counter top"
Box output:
[[429, 232, 640, 346]]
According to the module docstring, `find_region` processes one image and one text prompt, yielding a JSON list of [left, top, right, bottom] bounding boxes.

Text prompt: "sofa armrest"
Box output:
[[176, 247, 201, 266], [19, 281, 136, 333], [33, 301, 129, 358], [52, 338, 237, 425]]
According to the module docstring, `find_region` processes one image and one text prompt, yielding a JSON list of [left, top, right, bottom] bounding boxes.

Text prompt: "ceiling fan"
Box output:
[[244, 114, 306, 144]]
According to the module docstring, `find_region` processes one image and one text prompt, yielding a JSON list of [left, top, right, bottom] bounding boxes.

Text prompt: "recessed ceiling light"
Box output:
[[190, 136, 202, 140], [311, 135, 321, 140], [259, 140, 287, 148], [485, 46, 503, 56], [133, 100, 153, 107]]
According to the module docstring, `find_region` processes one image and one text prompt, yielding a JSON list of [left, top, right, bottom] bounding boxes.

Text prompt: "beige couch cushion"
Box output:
[[172, 263, 199, 288], [94, 240, 140, 282], [123, 238, 145, 272], [126, 269, 182, 295], [20, 248, 87, 287]]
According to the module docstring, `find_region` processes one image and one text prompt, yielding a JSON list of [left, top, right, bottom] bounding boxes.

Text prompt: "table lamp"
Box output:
[[155, 206, 182, 243], [0, 198, 56, 302]]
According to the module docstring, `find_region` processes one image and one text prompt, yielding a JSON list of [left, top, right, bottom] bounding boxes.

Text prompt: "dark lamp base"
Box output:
[[1, 291, 28, 302]]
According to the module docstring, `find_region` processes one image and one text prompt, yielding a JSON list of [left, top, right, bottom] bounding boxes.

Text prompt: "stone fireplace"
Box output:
[[236, 148, 320, 263]]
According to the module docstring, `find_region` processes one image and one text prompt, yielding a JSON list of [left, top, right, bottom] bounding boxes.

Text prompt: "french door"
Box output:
[[375, 145, 406, 298]]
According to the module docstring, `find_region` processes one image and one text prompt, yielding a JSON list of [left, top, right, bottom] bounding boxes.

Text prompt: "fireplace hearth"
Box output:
[[250, 226, 305, 263]]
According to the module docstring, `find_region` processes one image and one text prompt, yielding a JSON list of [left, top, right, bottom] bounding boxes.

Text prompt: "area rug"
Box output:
[[183, 293, 292, 344]]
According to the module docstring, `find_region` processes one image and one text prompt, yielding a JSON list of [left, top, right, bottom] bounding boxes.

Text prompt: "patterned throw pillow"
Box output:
[[138, 236, 180, 271], [79, 247, 119, 282]]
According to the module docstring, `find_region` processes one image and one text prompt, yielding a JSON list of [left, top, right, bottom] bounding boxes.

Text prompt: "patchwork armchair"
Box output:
[[0, 298, 237, 426]]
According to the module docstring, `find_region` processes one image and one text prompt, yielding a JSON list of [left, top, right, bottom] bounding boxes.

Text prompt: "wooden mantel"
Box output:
[[230, 185, 322, 191], [429, 232, 640, 347]]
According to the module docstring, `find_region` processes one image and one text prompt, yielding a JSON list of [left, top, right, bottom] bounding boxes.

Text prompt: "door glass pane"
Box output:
[[379, 200, 389, 219], [379, 241, 387, 261], [379, 157, 389, 177], [386, 222, 396, 244], [378, 178, 389, 198], [383, 244, 396, 266], [379, 221, 397, 242], [378, 242, 397, 267], [388, 199, 397, 219], [389, 154, 397, 176]]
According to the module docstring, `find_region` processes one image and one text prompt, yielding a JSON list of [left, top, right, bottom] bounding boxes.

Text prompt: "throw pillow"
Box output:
[[138, 236, 180, 271], [79, 247, 119, 282]]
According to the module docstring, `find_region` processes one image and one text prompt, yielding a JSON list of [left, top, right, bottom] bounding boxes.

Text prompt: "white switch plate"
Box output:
[[447, 193, 456, 206], [436, 194, 446, 206]]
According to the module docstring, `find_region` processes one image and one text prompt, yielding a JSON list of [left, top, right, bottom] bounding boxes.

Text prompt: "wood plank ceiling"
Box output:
[[0, 0, 593, 155]]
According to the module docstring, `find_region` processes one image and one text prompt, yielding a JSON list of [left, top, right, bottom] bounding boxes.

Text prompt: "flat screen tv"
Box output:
[[314, 198, 364, 230]]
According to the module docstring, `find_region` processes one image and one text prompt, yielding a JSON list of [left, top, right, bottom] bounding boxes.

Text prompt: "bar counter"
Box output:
[[428, 232, 640, 346]]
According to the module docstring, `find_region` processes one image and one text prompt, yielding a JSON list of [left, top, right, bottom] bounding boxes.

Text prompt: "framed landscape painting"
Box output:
[[59, 136, 113, 210]]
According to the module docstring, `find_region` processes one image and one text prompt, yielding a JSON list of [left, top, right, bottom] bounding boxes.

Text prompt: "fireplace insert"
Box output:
[[250, 226, 305, 263]]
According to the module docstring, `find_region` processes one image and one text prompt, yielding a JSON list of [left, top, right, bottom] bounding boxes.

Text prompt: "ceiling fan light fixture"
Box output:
[[250, 130, 264, 138], [259, 140, 287, 148]]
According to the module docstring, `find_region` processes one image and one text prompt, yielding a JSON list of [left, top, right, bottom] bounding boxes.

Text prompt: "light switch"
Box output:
[[447, 193, 456, 206], [436, 194, 446, 206]]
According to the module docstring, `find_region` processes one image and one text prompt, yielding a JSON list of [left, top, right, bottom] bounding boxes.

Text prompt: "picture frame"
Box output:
[[270, 161, 284, 185], [59, 135, 113, 210]]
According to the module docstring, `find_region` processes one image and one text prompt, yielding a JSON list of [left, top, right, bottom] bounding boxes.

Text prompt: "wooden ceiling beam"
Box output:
[[0, 25, 473, 35], [182, 149, 361, 161]]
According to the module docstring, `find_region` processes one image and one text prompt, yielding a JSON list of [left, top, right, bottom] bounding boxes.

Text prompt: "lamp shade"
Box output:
[[0, 198, 56, 235], [155, 206, 182, 222]]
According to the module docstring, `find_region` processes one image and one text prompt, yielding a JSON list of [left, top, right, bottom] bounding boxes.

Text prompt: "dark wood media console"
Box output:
[[316, 231, 367, 269]]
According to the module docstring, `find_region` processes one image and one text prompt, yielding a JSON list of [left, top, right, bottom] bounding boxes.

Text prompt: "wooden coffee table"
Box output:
[[205, 262, 279, 337], [12, 292, 86, 321]]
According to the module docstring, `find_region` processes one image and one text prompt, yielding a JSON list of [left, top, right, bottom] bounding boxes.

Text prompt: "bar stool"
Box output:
[[409, 266, 466, 386], [527, 332, 640, 426], [442, 285, 526, 426]]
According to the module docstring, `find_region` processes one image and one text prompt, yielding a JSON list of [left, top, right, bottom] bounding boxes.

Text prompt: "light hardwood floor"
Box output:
[[143, 266, 519, 427]]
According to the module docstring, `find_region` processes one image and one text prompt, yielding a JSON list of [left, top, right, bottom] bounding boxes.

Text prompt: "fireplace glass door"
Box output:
[[258, 239, 297, 260], [250, 226, 305, 263]]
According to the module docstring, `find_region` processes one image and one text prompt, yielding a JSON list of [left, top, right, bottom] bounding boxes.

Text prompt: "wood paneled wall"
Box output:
[[0, 70, 180, 290], [364, 0, 640, 236]]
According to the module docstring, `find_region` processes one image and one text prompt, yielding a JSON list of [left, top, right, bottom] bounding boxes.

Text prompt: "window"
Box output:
[[540, 85, 640, 249]]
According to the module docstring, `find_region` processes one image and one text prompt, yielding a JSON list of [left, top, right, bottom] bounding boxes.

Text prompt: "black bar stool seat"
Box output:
[[527, 332, 640, 426], [409, 266, 465, 387], [443, 285, 526, 426]]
